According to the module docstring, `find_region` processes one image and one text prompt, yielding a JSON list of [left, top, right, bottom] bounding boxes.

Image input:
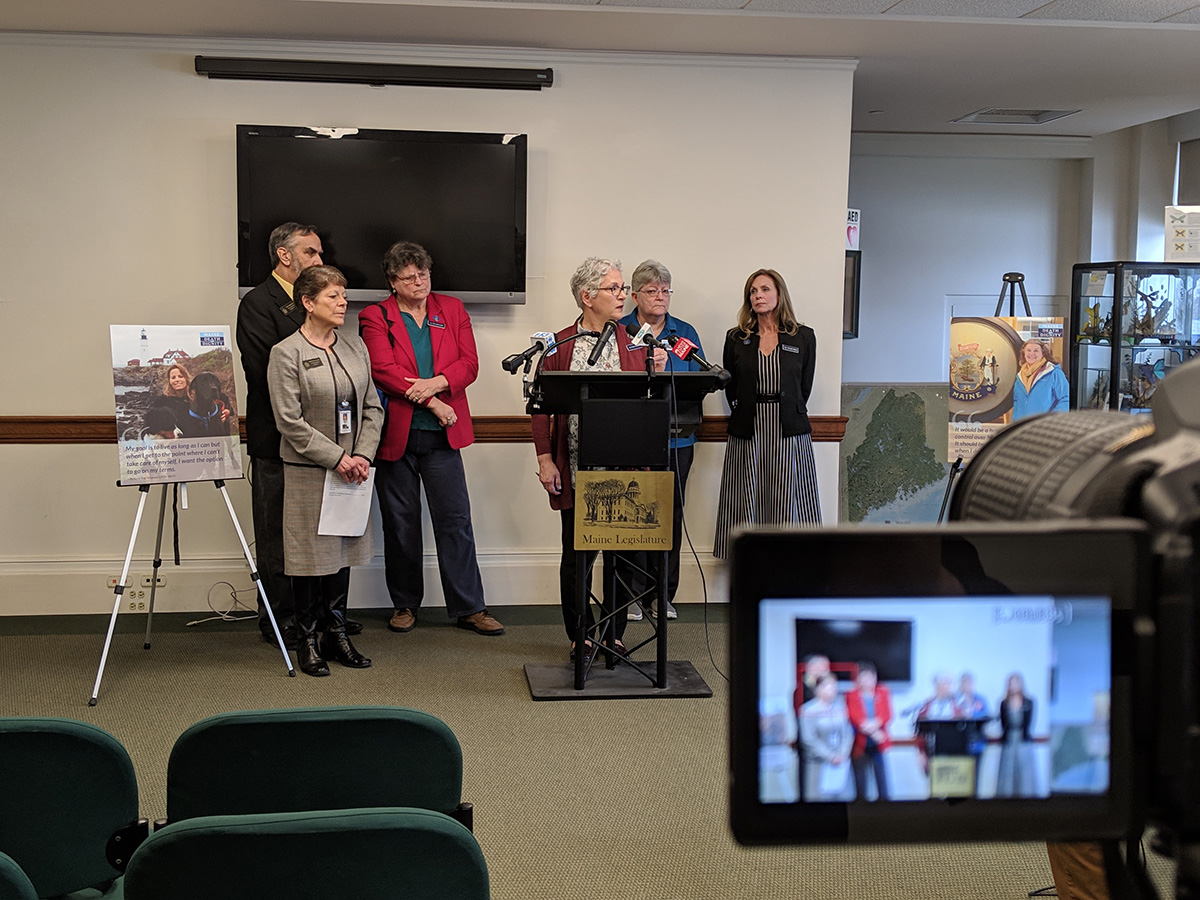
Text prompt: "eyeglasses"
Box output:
[[635, 288, 673, 298], [594, 284, 630, 295], [394, 270, 431, 286]]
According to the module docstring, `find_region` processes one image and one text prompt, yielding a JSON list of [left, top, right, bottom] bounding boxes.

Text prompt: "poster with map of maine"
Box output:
[[840, 384, 951, 524]]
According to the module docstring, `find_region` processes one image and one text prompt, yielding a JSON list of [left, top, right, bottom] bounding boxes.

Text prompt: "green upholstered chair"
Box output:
[[123, 808, 489, 900], [0, 853, 37, 900], [0, 718, 145, 899], [166, 706, 472, 829]]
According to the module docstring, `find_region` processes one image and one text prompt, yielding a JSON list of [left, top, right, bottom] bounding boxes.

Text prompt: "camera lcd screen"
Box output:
[[729, 523, 1151, 845]]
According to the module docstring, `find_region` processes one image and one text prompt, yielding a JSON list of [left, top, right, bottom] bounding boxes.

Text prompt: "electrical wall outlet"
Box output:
[[140, 574, 167, 588], [107, 575, 132, 589]]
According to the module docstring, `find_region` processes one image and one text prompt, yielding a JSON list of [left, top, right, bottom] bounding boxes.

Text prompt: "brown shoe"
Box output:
[[388, 608, 416, 633], [456, 609, 505, 636]]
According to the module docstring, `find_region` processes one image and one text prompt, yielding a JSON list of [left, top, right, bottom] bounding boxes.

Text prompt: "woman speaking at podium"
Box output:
[[268, 265, 383, 677], [714, 268, 821, 559], [532, 257, 661, 663]]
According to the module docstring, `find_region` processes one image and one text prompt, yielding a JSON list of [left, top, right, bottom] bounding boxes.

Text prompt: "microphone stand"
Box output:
[[521, 354, 535, 401], [937, 457, 964, 524], [644, 332, 656, 392]]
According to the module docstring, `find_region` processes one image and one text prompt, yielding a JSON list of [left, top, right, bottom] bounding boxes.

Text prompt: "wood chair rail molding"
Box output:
[[0, 415, 847, 445]]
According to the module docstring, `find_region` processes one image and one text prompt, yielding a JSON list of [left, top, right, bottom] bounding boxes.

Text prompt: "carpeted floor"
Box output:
[[0, 606, 1176, 900]]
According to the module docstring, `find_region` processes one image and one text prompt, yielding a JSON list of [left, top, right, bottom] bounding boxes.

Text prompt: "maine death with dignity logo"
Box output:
[[948, 316, 1067, 461], [110, 325, 244, 485], [574, 470, 674, 550]]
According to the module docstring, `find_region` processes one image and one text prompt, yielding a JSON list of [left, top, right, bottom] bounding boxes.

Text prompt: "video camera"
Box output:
[[728, 358, 1200, 893]]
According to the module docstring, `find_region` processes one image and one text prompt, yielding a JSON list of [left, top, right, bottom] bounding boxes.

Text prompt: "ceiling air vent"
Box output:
[[951, 107, 1081, 125]]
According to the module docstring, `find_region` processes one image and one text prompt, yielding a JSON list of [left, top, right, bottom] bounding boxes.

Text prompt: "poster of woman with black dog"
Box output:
[[110, 325, 244, 484]]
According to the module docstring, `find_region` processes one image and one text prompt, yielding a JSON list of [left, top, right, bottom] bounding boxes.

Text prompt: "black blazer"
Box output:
[[997, 697, 1034, 743], [722, 325, 816, 439], [236, 276, 306, 459]]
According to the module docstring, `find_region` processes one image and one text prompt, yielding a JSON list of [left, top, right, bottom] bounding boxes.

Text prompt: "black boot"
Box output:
[[291, 575, 330, 676], [319, 632, 372, 669], [297, 635, 330, 677]]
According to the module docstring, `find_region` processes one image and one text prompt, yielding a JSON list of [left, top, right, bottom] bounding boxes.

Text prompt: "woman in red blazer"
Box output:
[[358, 241, 503, 638], [845, 661, 893, 801]]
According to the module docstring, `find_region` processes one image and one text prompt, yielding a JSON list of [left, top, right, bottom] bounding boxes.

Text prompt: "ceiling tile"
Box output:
[[1022, 0, 1198, 22], [886, 0, 1047, 17], [467, 0, 600, 5], [742, 0, 894, 12], [1159, 3, 1200, 20], [601, 0, 745, 9]]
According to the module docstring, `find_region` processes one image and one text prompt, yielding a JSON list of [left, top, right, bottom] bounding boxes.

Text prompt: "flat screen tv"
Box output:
[[795, 618, 912, 683], [236, 124, 527, 304]]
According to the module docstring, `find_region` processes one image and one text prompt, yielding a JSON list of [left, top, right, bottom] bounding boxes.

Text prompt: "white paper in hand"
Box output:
[[317, 468, 376, 536]]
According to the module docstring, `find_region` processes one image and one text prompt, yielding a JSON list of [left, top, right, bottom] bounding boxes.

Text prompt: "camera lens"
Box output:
[[949, 410, 1157, 523]]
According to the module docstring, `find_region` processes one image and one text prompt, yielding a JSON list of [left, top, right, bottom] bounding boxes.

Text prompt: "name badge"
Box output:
[[302, 358, 324, 369], [781, 344, 799, 354], [338, 401, 352, 434], [429, 320, 446, 329], [625, 343, 639, 352]]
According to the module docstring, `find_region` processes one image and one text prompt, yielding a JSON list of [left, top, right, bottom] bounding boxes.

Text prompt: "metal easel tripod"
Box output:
[[996, 271, 1034, 317], [89, 478, 294, 705]]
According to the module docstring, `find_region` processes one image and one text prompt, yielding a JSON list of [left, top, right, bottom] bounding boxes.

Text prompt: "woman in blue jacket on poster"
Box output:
[[1012, 339, 1069, 420]]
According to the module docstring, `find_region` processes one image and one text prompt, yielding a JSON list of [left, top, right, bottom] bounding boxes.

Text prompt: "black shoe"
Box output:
[[319, 632, 372, 669], [344, 618, 364, 636], [297, 636, 330, 677], [262, 623, 299, 651], [606, 639, 629, 663], [569, 641, 595, 665]]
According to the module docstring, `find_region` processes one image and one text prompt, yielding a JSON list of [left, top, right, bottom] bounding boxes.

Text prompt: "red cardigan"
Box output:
[[530, 321, 650, 511], [358, 292, 479, 461], [845, 685, 894, 756]]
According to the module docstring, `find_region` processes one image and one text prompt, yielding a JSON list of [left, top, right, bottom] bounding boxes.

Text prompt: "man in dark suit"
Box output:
[[236, 222, 363, 647]]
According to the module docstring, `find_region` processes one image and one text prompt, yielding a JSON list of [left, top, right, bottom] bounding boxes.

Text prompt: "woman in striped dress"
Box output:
[[714, 268, 820, 559]]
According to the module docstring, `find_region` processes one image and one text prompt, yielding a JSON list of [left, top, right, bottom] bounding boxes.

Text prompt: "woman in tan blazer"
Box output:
[[267, 265, 384, 677]]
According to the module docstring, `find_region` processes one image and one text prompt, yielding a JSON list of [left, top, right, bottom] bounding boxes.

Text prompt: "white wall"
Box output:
[[1084, 130, 1134, 262], [0, 35, 854, 614], [841, 125, 1181, 386], [842, 144, 1082, 384], [1131, 120, 1175, 261]]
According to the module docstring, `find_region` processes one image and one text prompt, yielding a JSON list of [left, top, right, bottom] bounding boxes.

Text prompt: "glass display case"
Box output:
[[1070, 261, 1200, 413]]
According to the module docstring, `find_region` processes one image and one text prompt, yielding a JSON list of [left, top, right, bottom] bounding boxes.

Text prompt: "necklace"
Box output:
[[300, 324, 334, 349]]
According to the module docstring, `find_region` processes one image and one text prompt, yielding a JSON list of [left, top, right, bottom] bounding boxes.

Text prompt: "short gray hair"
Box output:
[[569, 257, 621, 310], [268, 223, 317, 268], [631, 259, 671, 293]]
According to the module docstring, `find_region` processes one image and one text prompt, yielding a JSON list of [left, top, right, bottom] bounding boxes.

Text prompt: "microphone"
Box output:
[[624, 321, 669, 348], [669, 335, 732, 386], [501, 331, 558, 374], [530, 331, 556, 353], [668, 335, 708, 365], [587, 319, 618, 366]]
